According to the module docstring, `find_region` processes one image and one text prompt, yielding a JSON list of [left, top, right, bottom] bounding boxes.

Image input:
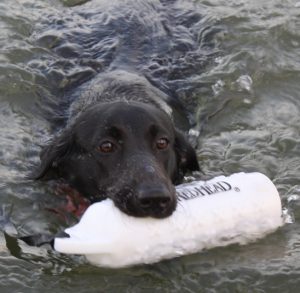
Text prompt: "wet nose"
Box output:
[[136, 185, 174, 217]]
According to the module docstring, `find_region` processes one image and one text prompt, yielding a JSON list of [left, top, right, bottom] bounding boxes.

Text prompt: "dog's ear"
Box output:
[[33, 129, 74, 180], [174, 129, 200, 175]]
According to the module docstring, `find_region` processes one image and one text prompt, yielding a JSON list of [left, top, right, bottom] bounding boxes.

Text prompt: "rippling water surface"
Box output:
[[1, 0, 300, 292]]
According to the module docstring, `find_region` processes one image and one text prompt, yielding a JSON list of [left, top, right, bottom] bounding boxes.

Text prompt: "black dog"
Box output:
[[34, 2, 201, 219], [35, 71, 199, 218]]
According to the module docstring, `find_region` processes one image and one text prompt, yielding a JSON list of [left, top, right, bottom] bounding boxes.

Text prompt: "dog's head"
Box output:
[[35, 101, 199, 218]]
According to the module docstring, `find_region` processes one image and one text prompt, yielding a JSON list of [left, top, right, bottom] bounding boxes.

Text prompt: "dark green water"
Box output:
[[1, 0, 300, 292]]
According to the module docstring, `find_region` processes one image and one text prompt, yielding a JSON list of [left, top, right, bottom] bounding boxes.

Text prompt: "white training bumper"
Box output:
[[54, 172, 283, 268]]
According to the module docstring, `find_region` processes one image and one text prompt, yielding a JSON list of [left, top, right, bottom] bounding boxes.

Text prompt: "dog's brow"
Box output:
[[149, 123, 172, 138], [149, 124, 159, 137], [106, 126, 123, 139]]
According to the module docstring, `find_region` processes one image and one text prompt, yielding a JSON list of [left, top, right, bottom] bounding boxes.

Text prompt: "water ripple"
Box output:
[[0, 0, 300, 292]]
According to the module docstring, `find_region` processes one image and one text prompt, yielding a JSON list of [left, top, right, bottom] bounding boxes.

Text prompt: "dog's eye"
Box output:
[[156, 138, 169, 150], [98, 141, 115, 153]]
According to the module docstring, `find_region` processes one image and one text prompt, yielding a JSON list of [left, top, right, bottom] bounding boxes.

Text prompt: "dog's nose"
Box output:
[[136, 186, 175, 218]]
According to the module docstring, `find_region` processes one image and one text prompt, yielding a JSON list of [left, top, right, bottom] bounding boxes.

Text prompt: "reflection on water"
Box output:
[[0, 0, 300, 292]]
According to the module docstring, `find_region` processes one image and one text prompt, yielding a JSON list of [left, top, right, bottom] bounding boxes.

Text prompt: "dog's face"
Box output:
[[35, 102, 199, 218]]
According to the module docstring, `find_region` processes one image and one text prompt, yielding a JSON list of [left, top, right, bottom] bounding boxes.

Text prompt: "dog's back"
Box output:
[[35, 0, 217, 111]]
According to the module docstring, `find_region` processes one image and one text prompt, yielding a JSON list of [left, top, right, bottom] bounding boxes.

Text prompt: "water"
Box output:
[[0, 0, 300, 292]]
